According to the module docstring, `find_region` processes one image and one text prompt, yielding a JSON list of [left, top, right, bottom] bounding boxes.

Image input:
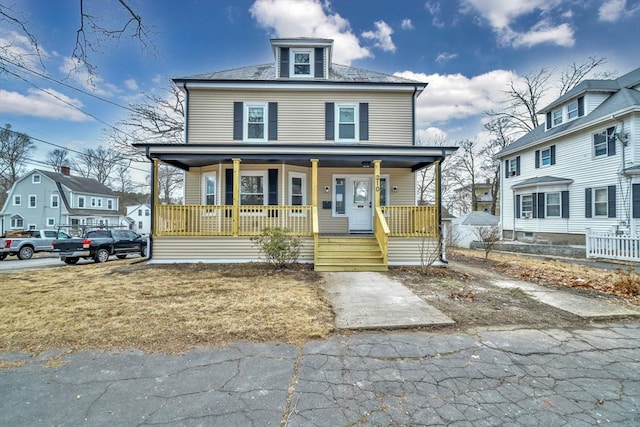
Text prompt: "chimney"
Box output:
[[61, 165, 71, 176]]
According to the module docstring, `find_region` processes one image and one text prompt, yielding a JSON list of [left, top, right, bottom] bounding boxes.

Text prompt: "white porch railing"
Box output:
[[586, 229, 640, 262]]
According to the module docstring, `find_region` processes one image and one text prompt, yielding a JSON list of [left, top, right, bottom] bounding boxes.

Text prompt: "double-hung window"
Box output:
[[521, 195, 533, 217], [32, 174, 41, 184], [51, 194, 59, 208], [545, 192, 561, 217], [567, 100, 578, 119], [244, 103, 267, 142], [552, 109, 563, 126], [240, 172, 267, 205], [336, 104, 358, 142], [507, 158, 519, 176], [540, 148, 552, 166], [13, 195, 21, 206], [289, 172, 306, 206], [28, 195, 37, 208], [203, 173, 216, 205], [107, 199, 113, 210], [594, 188, 608, 216], [291, 49, 312, 77], [593, 127, 615, 157], [78, 196, 85, 208]]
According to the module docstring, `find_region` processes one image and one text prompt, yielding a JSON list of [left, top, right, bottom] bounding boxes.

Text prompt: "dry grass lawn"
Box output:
[[0, 260, 334, 354]]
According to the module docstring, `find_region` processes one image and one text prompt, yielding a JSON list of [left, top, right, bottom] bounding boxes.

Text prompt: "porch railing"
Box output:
[[381, 206, 438, 237], [155, 205, 313, 237], [374, 207, 389, 265]]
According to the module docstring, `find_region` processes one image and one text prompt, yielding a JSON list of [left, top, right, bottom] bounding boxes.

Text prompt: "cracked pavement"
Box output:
[[2, 322, 639, 426]]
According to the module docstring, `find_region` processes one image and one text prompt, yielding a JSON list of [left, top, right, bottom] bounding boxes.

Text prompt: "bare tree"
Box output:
[[157, 165, 184, 204], [480, 117, 513, 215], [45, 148, 71, 173], [0, 124, 35, 205], [73, 146, 127, 186], [445, 140, 480, 215], [472, 225, 502, 260], [1, 1, 152, 80], [558, 57, 609, 96]]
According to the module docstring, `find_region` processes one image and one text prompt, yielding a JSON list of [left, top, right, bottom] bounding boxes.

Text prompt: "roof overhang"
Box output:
[[511, 176, 574, 190], [133, 143, 458, 172]]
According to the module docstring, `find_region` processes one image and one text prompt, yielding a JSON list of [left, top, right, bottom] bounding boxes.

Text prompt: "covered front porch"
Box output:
[[137, 143, 457, 270]]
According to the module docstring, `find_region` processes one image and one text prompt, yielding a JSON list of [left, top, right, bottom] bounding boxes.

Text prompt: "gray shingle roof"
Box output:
[[453, 211, 500, 226], [498, 86, 640, 158], [39, 170, 117, 196], [174, 63, 422, 85], [510, 176, 574, 189]]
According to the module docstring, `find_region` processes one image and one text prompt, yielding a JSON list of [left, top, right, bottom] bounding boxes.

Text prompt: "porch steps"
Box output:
[[315, 236, 387, 272]]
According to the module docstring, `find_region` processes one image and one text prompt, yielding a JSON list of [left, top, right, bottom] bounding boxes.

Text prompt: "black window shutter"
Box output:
[[546, 112, 552, 129], [280, 48, 289, 78], [314, 47, 323, 78], [578, 96, 584, 116], [516, 156, 521, 176], [268, 169, 278, 217], [585, 188, 592, 218], [537, 192, 545, 219], [233, 102, 243, 140], [532, 193, 538, 218], [325, 102, 334, 140], [515, 195, 521, 218], [608, 185, 616, 218], [551, 145, 556, 165], [561, 190, 569, 218], [633, 184, 640, 218], [359, 103, 369, 141], [607, 127, 616, 156], [225, 169, 234, 205], [504, 160, 509, 178], [535, 150, 540, 168], [268, 102, 278, 141]]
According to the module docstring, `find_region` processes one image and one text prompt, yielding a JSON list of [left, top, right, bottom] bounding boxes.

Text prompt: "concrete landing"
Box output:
[[492, 279, 640, 319], [323, 271, 455, 329]]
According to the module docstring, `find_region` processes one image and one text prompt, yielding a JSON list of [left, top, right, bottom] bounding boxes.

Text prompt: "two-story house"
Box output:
[[125, 203, 151, 235], [497, 67, 640, 245], [135, 38, 457, 271], [0, 166, 120, 235], [452, 180, 499, 216]]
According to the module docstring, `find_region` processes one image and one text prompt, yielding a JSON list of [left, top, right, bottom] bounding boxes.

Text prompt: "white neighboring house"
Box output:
[[497, 67, 640, 245], [125, 204, 151, 235], [0, 167, 120, 235]]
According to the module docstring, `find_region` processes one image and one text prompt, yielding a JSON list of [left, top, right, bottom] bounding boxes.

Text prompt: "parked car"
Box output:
[[1, 229, 72, 260], [52, 229, 148, 264]]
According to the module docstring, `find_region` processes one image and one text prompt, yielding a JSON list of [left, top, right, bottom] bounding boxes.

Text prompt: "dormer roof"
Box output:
[[270, 37, 333, 67]]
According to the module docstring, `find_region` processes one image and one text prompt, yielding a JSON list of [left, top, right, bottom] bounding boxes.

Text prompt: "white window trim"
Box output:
[[28, 194, 37, 208], [91, 197, 97, 207], [78, 196, 85, 208], [13, 195, 21, 206], [240, 171, 268, 215], [288, 172, 306, 206], [593, 187, 609, 217], [593, 127, 614, 158], [27, 224, 37, 230], [32, 174, 41, 184], [540, 147, 552, 167], [290, 48, 314, 78], [507, 158, 518, 176], [10, 215, 24, 229], [46, 217, 56, 226], [202, 172, 218, 205], [567, 100, 578, 119], [51, 194, 59, 208], [335, 103, 359, 143], [545, 192, 561, 218], [552, 108, 563, 126], [107, 199, 113, 210], [521, 194, 533, 218], [96, 198, 103, 208], [243, 102, 268, 143]]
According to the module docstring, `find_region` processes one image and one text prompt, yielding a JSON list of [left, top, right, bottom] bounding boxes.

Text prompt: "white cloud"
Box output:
[[416, 127, 449, 144], [362, 21, 396, 52], [0, 88, 91, 121], [249, 0, 371, 65], [599, 0, 626, 22], [393, 69, 518, 127], [0, 30, 48, 69], [401, 18, 414, 30], [58, 57, 118, 96], [124, 78, 139, 91], [425, 1, 445, 28], [461, 0, 574, 48], [435, 52, 458, 63]]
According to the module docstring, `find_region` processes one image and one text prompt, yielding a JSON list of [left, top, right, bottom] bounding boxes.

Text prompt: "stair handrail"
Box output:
[[374, 207, 389, 266], [312, 206, 319, 266]]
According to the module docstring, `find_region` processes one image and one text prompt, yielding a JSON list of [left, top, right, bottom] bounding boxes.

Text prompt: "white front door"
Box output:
[[348, 177, 373, 232]]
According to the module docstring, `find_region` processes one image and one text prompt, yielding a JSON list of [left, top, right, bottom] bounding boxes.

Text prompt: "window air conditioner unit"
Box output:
[[509, 170, 516, 176], [522, 212, 532, 219]]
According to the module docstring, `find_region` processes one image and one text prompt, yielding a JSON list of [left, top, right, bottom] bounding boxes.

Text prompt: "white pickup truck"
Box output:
[[0, 229, 72, 260]]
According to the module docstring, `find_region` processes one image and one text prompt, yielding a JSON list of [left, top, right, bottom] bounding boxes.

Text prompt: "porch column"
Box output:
[[232, 158, 241, 236], [311, 159, 318, 208], [373, 160, 381, 209], [152, 159, 159, 238]]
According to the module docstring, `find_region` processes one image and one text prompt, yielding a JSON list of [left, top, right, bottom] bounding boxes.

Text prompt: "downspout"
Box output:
[[437, 153, 447, 264], [182, 82, 190, 144]]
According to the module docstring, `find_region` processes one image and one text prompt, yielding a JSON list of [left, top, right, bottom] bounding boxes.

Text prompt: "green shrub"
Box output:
[[250, 227, 301, 269]]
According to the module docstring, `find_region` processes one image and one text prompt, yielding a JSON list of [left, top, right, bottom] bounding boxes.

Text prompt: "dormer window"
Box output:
[[567, 100, 578, 119], [292, 49, 312, 77], [552, 109, 563, 126]]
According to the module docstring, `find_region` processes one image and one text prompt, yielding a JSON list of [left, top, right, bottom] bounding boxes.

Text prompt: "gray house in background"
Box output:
[[0, 167, 120, 235]]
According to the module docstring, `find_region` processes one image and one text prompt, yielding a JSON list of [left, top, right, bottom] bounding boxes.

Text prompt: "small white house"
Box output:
[[125, 204, 151, 235], [451, 211, 501, 248]]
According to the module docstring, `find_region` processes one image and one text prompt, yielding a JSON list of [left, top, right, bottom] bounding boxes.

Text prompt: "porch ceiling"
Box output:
[[134, 143, 458, 172]]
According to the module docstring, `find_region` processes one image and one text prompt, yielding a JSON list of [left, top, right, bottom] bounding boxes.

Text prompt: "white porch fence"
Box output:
[[586, 229, 640, 262]]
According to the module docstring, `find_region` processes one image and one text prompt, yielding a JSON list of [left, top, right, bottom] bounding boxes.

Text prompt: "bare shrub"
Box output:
[[473, 225, 501, 260]]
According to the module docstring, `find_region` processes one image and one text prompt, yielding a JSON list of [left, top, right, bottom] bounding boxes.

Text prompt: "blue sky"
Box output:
[[1, 0, 639, 188]]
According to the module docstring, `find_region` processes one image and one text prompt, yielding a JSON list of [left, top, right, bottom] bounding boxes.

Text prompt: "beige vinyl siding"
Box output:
[[184, 167, 201, 204], [187, 89, 414, 145], [388, 237, 439, 265], [152, 236, 314, 262]]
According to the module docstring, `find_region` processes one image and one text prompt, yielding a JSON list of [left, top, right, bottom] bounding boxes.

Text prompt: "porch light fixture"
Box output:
[[324, 186, 330, 193], [361, 161, 372, 168], [393, 186, 398, 193]]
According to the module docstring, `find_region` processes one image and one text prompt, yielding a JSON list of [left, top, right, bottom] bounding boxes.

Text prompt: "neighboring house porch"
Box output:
[[137, 143, 455, 271]]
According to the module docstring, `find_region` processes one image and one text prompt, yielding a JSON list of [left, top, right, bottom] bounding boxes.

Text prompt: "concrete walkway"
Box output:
[[323, 272, 455, 329]]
